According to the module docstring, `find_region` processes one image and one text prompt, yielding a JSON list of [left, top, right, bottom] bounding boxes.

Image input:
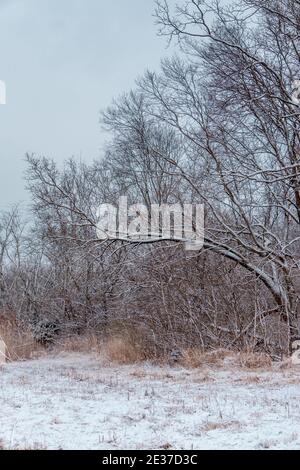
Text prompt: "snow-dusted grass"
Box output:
[[0, 353, 300, 450]]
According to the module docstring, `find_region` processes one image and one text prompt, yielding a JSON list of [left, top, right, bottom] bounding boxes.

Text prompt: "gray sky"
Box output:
[[0, 0, 171, 209]]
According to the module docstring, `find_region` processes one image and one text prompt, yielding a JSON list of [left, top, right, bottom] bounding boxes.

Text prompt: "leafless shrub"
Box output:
[[2, 0, 300, 358]]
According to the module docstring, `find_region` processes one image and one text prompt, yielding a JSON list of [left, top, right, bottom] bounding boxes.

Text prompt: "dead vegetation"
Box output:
[[103, 336, 144, 364], [101, 322, 158, 364], [237, 352, 273, 370], [201, 420, 242, 433], [0, 312, 288, 372], [180, 348, 232, 368], [0, 312, 42, 362], [0, 320, 278, 371], [55, 333, 101, 354], [179, 348, 274, 370]]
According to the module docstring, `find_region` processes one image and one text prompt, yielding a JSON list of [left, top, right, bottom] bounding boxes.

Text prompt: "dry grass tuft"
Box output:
[[102, 322, 157, 364], [160, 442, 173, 450], [241, 375, 262, 384], [277, 359, 292, 370], [103, 336, 145, 364], [181, 348, 232, 368], [201, 420, 242, 433], [180, 348, 273, 371], [237, 352, 272, 369], [56, 333, 100, 354], [0, 322, 42, 362]]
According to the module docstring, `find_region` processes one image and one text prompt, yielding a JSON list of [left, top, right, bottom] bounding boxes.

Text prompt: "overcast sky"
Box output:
[[0, 0, 172, 209]]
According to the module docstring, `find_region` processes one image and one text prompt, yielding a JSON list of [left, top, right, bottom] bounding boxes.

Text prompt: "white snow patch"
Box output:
[[0, 353, 300, 450]]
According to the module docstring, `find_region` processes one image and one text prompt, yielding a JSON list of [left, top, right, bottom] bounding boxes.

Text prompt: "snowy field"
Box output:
[[1, 353, 300, 450]]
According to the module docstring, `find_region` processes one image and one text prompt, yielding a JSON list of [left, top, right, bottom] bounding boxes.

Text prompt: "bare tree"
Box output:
[[17, 0, 300, 354], [128, 0, 300, 343]]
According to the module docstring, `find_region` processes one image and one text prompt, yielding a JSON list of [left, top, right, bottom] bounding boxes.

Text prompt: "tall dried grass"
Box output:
[[103, 336, 144, 363], [55, 333, 101, 354], [51, 323, 157, 364], [237, 352, 272, 369], [0, 324, 42, 361], [181, 348, 233, 368], [0, 310, 274, 369], [102, 321, 158, 364], [180, 348, 273, 370]]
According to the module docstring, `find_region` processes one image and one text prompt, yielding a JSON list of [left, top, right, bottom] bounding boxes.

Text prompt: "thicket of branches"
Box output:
[[1, 0, 300, 357]]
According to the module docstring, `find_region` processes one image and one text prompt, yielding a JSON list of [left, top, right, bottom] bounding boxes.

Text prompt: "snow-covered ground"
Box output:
[[0, 353, 300, 450]]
